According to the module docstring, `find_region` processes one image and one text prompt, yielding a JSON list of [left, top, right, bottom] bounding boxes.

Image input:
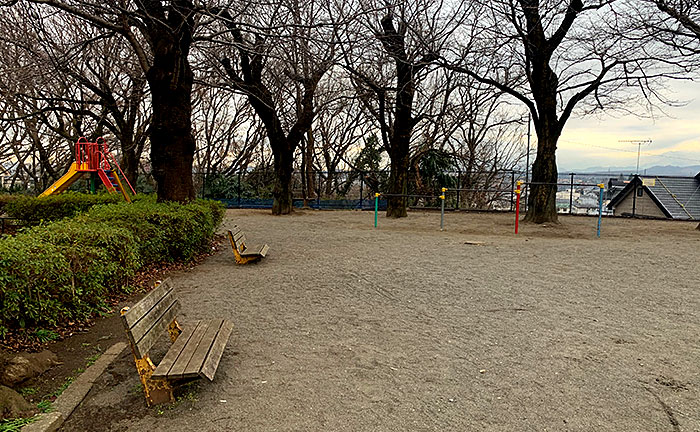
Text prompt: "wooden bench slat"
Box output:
[[180, 319, 224, 379], [166, 320, 211, 378], [133, 300, 181, 359], [228, 227, 268, 264], [122, 279, 175, 329], [122, 277, 233, 405], [152, 320, 202, 378], [129, 293, 178, 346], [239, 243, 268, 257], [199, 320, 234, 381], [228, 229, 246, 252]]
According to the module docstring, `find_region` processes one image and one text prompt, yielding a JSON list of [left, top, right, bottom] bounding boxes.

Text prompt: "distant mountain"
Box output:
[[570, 165, 700, 177]]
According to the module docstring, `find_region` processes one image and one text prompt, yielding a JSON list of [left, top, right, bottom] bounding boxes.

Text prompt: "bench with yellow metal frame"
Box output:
[[120, 278, 233, 406], [227, 225, 269, 264]]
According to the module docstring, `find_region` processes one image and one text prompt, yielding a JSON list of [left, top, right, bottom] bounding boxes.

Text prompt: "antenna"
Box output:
[[618, 139, 652, 175]]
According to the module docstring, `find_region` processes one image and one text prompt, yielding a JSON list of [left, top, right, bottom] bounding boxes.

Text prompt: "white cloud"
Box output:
[[554, 80, 700, 171]]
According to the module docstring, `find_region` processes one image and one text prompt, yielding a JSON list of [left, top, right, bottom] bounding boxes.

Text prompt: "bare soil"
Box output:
[[60, 210, 700, 431]]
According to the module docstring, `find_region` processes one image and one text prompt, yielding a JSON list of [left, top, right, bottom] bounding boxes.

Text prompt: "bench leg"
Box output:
[[133, 354, 175, 406], [144, 377, 175, 406], [168, 319, 182, 343], [237, 256, 261, 265]]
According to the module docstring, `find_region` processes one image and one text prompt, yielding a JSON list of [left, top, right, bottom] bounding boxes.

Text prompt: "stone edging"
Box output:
[[21, 342, 127, 432]]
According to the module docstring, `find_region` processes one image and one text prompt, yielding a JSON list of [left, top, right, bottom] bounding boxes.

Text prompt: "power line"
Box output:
[[559, 139, 700, 164]]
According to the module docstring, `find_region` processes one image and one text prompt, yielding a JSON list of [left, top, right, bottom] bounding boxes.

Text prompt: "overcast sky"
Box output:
[[555, 79, 700, 172]]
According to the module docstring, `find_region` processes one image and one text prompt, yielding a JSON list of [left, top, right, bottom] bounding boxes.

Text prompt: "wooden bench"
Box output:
[[228, 225, 269, 264], [120, 278, 233, 406]]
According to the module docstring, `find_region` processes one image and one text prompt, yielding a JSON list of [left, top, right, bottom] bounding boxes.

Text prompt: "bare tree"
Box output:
[[445, 0, 693, 223], [210, 0, 336, 214], [9, 0, 205, 202], [341, 0, 465, 217], [192, 84, 260, 179], [313, 71, 373, 198]]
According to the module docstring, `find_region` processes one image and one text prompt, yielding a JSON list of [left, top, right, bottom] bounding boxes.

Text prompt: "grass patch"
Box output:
[[86, 353, 100, 367], [0, 416, 37, 432], [17, 387, 37, 396], [33, 329, 59, 343]]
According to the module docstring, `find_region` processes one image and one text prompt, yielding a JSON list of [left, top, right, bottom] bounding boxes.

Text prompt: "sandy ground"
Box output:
[[61, 210, 700, 431]]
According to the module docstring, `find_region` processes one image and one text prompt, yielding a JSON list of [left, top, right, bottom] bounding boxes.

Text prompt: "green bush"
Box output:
[[0, 194, 17, 214], [0, 199, 223, 331], [5, 192, 123, 223]]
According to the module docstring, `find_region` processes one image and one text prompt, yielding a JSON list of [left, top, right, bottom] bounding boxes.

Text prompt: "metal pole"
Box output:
[[317, 171, 321, 209], [632, 177, 637, 217], [359, 176, 364, 209], [455, 169, 461, 210], [440, 187, 446, 231], [569, 173, 574, 214], [374, 193, 379, 228], [597, 183, 604, 238], [515, 181, 522, 234], [237, 172, 242, 207], [525, 112, 531, 211], [510, 171, 515, 211]]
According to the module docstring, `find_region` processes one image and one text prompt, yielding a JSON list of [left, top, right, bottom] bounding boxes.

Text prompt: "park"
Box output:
[[60, 210, 700, 430], [1, 0, 700, 431]]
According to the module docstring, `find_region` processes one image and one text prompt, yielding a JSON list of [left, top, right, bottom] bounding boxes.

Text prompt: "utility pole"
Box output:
[[619, 139, 652, 217]]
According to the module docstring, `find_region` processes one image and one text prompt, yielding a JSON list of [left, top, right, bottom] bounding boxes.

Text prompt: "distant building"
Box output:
[[606, 177, 628, 200], [607, 174, 700, 220]]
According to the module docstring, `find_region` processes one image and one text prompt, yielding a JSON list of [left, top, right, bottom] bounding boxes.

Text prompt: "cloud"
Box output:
[[554, 80, 700, 171]]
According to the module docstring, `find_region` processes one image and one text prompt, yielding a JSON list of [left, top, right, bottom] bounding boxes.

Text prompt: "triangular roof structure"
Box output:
[[607, 173, 700, 220]]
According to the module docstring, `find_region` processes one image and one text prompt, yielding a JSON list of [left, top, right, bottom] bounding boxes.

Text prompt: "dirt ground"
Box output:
[[61, 209, 700, 431]]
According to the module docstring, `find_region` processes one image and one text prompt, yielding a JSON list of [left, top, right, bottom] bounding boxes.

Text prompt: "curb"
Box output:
[[22, 342, 127, 432]]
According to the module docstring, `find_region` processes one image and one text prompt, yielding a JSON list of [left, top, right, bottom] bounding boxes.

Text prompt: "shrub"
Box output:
[[87, 199, 222, 263], [0, 199, 223, 332], [0, 194, 18, 214], [5, 192, 123, 223]]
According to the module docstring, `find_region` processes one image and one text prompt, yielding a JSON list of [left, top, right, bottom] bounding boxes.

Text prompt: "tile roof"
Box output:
[[608, 173, 700, 220], [645, 176, 700, 219]]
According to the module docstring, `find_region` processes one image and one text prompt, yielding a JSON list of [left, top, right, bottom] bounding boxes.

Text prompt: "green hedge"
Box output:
[[0, 194, 17, 214], [0, 199, 224, 332], [4, 192, 124, 223]]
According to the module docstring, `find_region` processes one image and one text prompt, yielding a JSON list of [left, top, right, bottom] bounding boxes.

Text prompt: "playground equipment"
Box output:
[[39, 137, 135, 202], [515, 182, 606, 237], [370, 182, 608, 236], [373, 191, 447, 229]]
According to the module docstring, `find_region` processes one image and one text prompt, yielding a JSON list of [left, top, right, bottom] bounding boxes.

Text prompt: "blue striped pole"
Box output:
[[597, 183, 604, 238], [374, 193, 379, 228], [440, 187, 446, 231]]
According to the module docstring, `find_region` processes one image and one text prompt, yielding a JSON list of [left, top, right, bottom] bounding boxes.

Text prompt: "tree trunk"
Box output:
[[272, 147, 294, 215], [119, 137, 139, 187], [524, 128, 559, 223], [305, 129, 316, 201], [147, 39, 196, 203], [386, 143, 409, 218]]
